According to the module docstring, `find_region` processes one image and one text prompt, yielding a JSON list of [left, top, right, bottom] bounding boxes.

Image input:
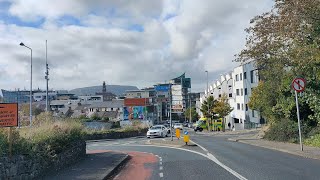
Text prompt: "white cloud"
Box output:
[[0, 0, 273, 92]]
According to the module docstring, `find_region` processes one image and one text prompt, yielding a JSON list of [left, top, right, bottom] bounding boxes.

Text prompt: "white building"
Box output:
[[201, 61, 260, 130], [232, 61, 260, 130], [78, 95, 103, 104]]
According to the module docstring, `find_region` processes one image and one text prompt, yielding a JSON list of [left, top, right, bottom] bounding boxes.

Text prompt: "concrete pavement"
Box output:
[[44, 151, 129, 180]]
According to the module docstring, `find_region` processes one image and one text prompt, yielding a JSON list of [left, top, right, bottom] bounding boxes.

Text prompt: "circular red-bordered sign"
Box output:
[[291, 78, 306, 92]]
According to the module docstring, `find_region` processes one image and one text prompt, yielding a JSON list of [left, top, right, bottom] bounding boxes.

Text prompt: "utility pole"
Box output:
[[205, 70, 210, 131], [169, 83, 173, 141], [45, 40, 49, 112], [189, 92, 192, 123]]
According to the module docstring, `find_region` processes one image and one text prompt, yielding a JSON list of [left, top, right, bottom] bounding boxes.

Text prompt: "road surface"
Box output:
[[87, 131, 320, 180]]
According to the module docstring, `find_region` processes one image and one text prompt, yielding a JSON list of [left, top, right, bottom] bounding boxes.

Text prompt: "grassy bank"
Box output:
[[0, 113, 148, 157]]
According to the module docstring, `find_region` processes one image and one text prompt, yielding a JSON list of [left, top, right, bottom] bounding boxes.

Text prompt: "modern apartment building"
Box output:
[[201, 61, 261, 130]]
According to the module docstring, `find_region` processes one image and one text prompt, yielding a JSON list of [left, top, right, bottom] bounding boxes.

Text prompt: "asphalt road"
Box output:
[[87, 138, 237, 180], [190, 131, 320, 180], [87, 131, 320, 180]]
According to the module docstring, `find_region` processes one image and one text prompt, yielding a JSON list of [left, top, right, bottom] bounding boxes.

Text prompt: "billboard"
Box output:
[[123, 106, 146, 120], [0, 103, 18, 127], [155, 85, 169, 92], [124, 98, 148, 106]]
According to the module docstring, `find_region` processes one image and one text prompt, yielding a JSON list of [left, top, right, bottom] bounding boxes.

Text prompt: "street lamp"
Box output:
[[20, 42, 33, 127], [205, 70, 210, 131]]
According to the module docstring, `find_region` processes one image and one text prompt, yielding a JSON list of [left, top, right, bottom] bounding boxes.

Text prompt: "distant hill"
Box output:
[[69, 85, 139, 96]]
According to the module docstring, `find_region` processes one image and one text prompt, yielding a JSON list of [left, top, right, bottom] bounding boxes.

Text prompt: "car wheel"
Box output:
[[199, 128, 203, 132]]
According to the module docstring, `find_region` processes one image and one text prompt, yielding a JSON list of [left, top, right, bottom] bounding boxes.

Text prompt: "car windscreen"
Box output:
[[150, 126, 162, 130]]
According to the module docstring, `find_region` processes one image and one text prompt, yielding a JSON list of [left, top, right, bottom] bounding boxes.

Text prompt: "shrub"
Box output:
[[91, 114, 101, 120], [305, 134, 320, 147], [111, 121, 121, 129], [264, 119, 299, 143]]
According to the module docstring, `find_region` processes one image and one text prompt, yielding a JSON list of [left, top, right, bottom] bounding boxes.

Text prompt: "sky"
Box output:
[[0, 0, 273, 93]]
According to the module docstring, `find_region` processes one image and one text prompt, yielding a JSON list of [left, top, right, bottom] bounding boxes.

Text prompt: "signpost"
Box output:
[[291, 78, 306, 151], [0, 103, 18, 158]]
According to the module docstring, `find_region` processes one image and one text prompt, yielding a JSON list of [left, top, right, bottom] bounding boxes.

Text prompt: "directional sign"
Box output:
[[184, 131, 189, 135], [0, 103, 18, 127], [292, 78, 306, 92]]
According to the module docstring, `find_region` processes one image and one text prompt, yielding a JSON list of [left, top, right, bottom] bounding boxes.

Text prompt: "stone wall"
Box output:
[[0, 140, 86, 179], [85, 129, 148, 140]]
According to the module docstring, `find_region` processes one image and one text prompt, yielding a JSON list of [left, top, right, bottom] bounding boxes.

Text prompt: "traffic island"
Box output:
[[147, 137, 196, 147]]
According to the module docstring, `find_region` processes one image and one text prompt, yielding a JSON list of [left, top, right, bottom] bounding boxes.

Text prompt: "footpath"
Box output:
[[44, 151, 129, 180]]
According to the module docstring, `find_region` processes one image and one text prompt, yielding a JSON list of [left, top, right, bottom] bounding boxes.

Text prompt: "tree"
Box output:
[[200, 96, 217, 119], [184, 107, 199, 122], [200, 96, 218, 130], [235, 0, 320, 140], [213, 94, 233, 119]]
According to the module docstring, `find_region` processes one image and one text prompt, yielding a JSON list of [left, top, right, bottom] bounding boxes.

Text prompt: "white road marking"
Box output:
[[160, 166, 163, 170], [104, 144, 248, 180], [159, 161, 162, 165], [162, 139, 166, 141], [159, 173, 163, 178], [189, 140, 208, 152]]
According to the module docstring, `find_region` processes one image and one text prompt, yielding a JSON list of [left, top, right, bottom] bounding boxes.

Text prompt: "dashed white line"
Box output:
[[159, 161, 162, 165], [112, 144, 247, 180], [160, 166, 163, 170], [159, 173, 163, 178]]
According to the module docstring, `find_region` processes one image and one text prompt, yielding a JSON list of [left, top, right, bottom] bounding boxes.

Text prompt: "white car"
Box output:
[[147, 125, 168, 138], [173, 123, 183, 130]]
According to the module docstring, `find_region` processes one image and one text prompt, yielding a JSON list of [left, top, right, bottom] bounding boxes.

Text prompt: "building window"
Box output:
[[229, 93, 232, 98], [234, 118, 240, 123], [237, 103, 240, 110], [236, 74, 239, 81], [246, 104, 248, 111], [218, 94, 221, 98], [241, 104, 244, 110], [241, 89, 243, 96], [245, 88, 247, 95], [236, 89, 240, 96], [111, 108, 113, 111], [240, 73, 243, 81], [244, 72, 247, 79], [252, 110, 255, 117], [250, 70, 254, 83]]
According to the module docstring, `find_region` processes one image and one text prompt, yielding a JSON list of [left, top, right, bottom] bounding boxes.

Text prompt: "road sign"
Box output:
[[184, 130, 189, 135], [292, 78, 306, 92], [0, 103, 18, 127]]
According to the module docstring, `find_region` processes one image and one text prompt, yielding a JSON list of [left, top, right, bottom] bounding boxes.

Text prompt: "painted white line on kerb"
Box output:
[[190, 140, 208, 152], [159, 173, 163, 178], [112, 144, 247, 180], [160, 166, 163, 170]]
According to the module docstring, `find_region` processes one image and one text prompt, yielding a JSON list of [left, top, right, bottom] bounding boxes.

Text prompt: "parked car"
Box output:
[[173, 123, 183, 130], [188, 123, 193, 128], [147, 125, 168, 138]]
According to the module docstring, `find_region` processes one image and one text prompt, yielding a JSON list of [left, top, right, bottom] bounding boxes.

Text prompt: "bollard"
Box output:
[[183, 130, 189, 145], [176, 129, 180, 139]]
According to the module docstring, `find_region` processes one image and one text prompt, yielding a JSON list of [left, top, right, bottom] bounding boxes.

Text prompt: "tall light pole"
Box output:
[[45, 40, 49, 112], [205, 70, 209, 131], [20, 42, 33, 127]]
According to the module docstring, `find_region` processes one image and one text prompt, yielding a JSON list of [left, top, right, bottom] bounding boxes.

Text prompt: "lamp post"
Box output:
[[205, 70, 210, 131], [20, 42, 33, 127]]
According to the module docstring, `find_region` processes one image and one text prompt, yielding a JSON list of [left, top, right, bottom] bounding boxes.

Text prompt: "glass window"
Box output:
[[244, 72, 247, 79], [236, 89, 240, 96], [245, 88, 247, 95], [252, 110, 255, 117], [241, 89, 243, 96], [229, 93, 232, 97], [237, 103, 240, 110], [236, 74, 239, 81], [250, 70, 254, 83], [246, 104, 248, 111], [240, 73, 242, 81], [241, 104, 244, 110]]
